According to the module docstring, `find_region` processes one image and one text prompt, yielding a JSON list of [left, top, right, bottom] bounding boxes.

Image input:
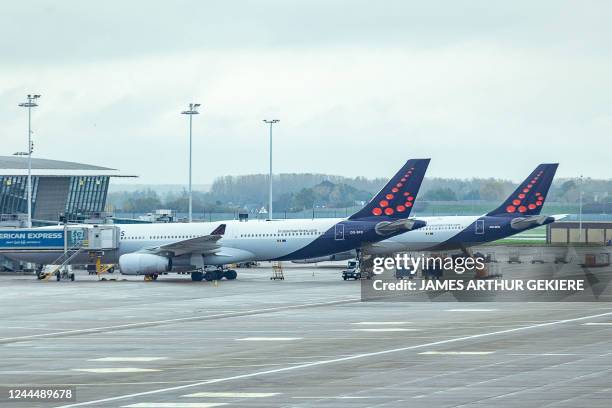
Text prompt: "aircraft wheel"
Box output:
[[204, 271, 214, 281], [56, 272, 61, 281], [152, 274, 158, 281], [70, 273, 75, 281], [224, 270, 237, 280], [191, 271, 204, 281]]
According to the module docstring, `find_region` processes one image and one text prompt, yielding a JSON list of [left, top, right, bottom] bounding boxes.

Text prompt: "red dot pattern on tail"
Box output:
[[371, 167, 418, 216], [506, 170, 546, 213]]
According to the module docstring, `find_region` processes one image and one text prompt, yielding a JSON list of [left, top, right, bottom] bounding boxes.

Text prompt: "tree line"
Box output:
[[107, 173, 612, 213]]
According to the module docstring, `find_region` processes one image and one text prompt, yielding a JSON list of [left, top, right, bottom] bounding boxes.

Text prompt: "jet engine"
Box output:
[[119, 253, 172, 275]]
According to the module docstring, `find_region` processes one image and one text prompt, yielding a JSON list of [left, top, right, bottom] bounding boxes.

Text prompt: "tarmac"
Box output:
[[1, 263, 611, 408]]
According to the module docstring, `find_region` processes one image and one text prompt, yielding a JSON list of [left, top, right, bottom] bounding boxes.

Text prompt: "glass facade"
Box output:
[[65, 176, 109, 216], [0, 175, 109, 221], [0, 176, 39, 215]]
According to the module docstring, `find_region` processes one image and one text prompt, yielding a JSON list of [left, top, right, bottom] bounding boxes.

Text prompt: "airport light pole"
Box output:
[[263, 119, 279, 220], [18, 94, 40, 228], [579, 175, 584, 242], [181, 103, 200, 223]]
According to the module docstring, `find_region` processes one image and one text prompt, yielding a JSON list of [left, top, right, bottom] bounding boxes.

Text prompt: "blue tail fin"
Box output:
[[349, 159, 430, 220], [487, 163, 559, 216]]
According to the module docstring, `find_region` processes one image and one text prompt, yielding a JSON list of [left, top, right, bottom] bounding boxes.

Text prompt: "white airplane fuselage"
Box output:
[[119, 218, 340, 262], [103, 215, 481, 259], [3, 212, 553, 272]]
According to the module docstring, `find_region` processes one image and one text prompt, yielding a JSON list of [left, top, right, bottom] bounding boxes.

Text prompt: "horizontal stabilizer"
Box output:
[[375, 218, 427, 236], [510, 215, 555, 231]]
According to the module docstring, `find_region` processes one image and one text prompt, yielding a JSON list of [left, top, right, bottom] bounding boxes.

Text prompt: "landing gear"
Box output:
[[201, 269, 237, 281], [204, 270, 224, 281], [191, 267, 238, 282], [144, 274, 159, 281]]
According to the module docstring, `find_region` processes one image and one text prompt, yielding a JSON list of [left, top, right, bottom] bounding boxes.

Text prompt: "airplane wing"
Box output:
[[142, 224, 226, 257]]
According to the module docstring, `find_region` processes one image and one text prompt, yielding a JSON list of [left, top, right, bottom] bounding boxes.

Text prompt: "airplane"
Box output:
[[294, 163, 561, 260], [3, 159, 431, 281]]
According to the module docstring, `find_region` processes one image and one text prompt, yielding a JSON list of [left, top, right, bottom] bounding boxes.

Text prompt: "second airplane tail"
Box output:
[[349, 158, 430, 221], [487, 163, 559, 217]]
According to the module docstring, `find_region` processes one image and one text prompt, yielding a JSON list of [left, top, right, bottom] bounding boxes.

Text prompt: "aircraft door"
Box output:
[[475, 219, 485, 235], [334, 224, 345, 240]]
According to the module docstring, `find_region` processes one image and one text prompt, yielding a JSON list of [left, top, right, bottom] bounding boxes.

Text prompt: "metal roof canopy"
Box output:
[[0, 156, 137, 177]]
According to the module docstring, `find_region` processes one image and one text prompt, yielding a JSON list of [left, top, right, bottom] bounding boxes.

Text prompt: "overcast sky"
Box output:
[[1, 1, 611, 184]]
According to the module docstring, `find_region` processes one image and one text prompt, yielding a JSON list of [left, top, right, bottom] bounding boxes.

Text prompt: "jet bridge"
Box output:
[[0, 225, 120, 252]]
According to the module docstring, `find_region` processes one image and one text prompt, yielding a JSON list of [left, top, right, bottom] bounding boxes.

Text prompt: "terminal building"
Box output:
[[0, 155, 134, 225]]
